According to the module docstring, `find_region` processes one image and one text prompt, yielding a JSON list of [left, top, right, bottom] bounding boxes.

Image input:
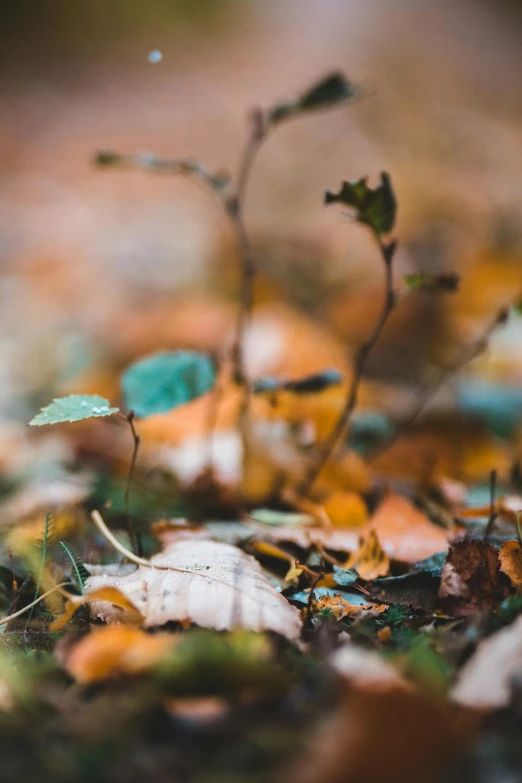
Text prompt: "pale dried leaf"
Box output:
[[85, 538, 302, 642]]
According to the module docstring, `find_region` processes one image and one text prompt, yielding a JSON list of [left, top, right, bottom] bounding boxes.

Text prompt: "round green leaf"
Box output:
[[122, 351, 216, 418], [29, 394, 119, 426]]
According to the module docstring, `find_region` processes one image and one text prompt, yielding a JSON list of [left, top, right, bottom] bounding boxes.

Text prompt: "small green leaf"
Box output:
[[325, 172, 397, 234], [514, 300, 522, 315], [122, 350, 216, 418], [269, 71, 355, 124], [29, 395, 118, 426], [298, 71, 355, 111], [404, 272, 459, 293]]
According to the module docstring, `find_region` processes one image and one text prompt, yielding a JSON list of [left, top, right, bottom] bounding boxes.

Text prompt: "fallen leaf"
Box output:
[[438, 539, 510, 617], [84, 538, 302, 642], [365, 492, 449, 563], [499, 540, 522, 592], [323, 491, 367, 527], [61, 626, 177, 683], [452, 614, 522, 710], [346, 529, 390, 581], [312, 593, 377, 621]]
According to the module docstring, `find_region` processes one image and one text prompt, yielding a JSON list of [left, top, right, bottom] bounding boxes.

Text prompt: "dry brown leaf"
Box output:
[[438, 539, 510, 617], [346, 529, 390, 581], [452, 614, 522, 710], [365, 492, 449, 563], [61, 626, 178, 683], [499, 540, 522, 592], [313, 593, 386, 621], [84, 538, 302, 642]]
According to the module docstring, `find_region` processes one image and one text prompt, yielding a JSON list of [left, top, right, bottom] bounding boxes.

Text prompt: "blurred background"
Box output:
[[0, 0, 521, 426]]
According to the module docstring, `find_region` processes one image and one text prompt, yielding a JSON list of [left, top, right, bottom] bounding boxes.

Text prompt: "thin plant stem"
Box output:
[[122, 410, 143, 557], [226, 108, 266, 502], [300, 234, 397, 496], [0, 583, 73, 627], [484, 468, 498, 541]]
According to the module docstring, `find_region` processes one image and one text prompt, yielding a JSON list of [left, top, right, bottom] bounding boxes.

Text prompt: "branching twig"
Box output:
[[300, 235, 397, 495], [366, 306, 510, 463]]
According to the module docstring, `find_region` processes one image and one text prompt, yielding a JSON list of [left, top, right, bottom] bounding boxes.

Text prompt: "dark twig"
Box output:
[[123, 411, 143, 558], [300, 234, 397, 495], [484, 468, 498, 541], [367, 306, 510, 463]]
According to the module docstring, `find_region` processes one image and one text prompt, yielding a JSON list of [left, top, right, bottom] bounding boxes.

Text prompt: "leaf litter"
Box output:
[[1, 53, 522, 783]]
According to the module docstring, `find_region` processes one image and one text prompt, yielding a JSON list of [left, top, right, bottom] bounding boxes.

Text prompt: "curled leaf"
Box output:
[[50, 586, 143, 632], [325, 172, 397, 234], [269, 71, 355, 124], [346, 529, 390, 581]]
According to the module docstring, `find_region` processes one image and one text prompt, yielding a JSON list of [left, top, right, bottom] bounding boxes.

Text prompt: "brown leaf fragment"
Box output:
[[499, 540, 522, 592], [84, 538, 302, 642], [452, 615, 522, 710], [346, 529, 390, 580], [437, 539, 510, 617]]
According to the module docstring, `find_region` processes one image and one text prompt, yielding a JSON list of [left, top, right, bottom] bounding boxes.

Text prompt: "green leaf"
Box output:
[[29, 395, 118, 426], [404, 271, 460, 293], [269, 71, 355, 124], [298, 71, 355, 111], [325, 172, 397, 234], [514, 300, 522, 315], [122, 350, 216, 418]]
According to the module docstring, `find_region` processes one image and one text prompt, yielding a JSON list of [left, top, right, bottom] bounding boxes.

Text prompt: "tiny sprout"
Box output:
[[147, 50, 163, 64]]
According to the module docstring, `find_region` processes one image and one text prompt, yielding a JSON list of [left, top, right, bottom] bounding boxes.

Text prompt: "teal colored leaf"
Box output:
[[29, 394, 118, 426], [325, 172, 397, 234], [122, 350, 216, 418], [332, 565, 359, 588]]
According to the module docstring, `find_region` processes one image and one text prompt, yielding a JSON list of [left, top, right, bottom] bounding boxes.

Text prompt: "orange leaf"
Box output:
[[50, 586, 143, 632], [63, 626, 177, 683], [323, 491, 367, 527], [365, 492, 449, 563], [347, 529, 390, 581], [499, 540, 522, 592]]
